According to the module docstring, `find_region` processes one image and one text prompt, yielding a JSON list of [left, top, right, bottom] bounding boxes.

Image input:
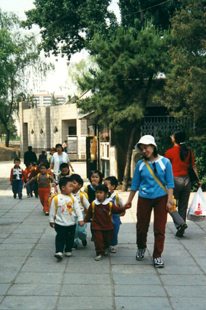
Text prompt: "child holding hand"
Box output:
[[84, 184, 131, 261], [49, 177, 84, 260]]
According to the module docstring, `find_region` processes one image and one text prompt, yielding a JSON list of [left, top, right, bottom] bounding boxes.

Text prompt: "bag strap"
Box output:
[[115, 194, 119, 207], [143, 160, 168, 194], [80, 191, 88, 212]]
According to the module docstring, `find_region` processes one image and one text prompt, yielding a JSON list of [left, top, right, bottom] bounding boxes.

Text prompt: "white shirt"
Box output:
[[109, 192, 124, 207], [73, 190, 90, 213], [49, 193, 83, 226]]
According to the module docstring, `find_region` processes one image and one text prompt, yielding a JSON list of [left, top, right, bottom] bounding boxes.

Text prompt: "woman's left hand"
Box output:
[[166, 202, 173, 213], [197, 181, 202, 187]]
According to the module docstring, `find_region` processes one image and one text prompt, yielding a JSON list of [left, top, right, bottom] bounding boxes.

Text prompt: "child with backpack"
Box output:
[[84, 184, 131, 261], [10, 157, 26, 199], [70, 174, 90, 248], [104, 176, 125, 253], [49, 177, 84, 260], [24, 163, 56, 215]]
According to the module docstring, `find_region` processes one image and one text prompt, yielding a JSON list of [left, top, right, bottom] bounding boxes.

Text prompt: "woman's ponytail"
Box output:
[[173, 130, 189, 161]]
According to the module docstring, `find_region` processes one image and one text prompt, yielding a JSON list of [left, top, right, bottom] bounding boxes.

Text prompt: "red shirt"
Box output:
[[24, 168, 32, 180], [165, 145, 195, 177], [84, 200, 125, 230]]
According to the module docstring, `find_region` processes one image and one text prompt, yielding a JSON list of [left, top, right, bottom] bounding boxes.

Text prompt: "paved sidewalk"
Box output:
[[0, 161, 206, 310]]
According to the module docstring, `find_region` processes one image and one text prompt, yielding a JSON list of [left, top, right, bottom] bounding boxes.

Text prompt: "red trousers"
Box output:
[[92, 229, 114, 255], [136, 195, 168, 258], [38, 187, 50, 213]]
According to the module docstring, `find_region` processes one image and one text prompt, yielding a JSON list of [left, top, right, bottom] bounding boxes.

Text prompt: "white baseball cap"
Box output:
[[135, 135, 157, 152]]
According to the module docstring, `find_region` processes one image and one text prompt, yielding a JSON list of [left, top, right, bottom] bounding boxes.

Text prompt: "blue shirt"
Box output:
[[131, 156, 174, 199]]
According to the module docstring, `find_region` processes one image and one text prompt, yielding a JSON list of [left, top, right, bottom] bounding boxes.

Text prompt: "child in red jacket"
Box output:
[[10, 158, 25, 199], [24, 162, 33, 198], [84, 184, 131, 261]]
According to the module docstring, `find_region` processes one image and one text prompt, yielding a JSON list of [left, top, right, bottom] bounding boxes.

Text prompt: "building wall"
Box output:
[[19, 102, 87, 159]]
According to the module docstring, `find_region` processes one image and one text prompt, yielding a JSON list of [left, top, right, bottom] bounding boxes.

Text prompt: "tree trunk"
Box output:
[[122, 126, 137, 191], [5, 128, 10, 147]]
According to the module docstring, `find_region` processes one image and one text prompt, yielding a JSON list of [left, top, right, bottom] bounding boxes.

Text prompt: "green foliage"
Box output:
[[119, 0, 182, 30], [163, 0, 206, 128], [23, 0, 117, 59], [77, 25, 170, 132], [0, 10, 52, 147]]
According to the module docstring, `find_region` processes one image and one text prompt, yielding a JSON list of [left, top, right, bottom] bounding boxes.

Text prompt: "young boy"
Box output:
[[25, 163, 56, 215], [49, 177, 84, 260], [84, 184, 131, 261], [104, 176, 125, 253], [10, 158, 25, 199], [59, 163, 70, 179], [24, 162, 33, 198], [70, 174, 90, 248]]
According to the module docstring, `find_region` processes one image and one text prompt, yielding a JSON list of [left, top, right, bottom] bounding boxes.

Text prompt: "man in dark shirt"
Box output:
[[24, 146, 37, 164]]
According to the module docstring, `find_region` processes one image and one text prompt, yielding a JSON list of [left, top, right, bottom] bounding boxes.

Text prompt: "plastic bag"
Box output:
[[187, 187, 206, 222]]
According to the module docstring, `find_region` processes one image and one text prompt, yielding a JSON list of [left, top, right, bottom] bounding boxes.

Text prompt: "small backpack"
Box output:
[[80, 191, 89, 213], [91, 201, 113, 221]]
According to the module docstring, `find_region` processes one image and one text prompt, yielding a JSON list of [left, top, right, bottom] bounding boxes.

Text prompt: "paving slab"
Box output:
[[1, 160, 206, 310]]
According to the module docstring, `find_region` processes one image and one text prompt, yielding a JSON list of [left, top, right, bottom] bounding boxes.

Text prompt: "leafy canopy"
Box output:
[[23, 0, 117, 60]]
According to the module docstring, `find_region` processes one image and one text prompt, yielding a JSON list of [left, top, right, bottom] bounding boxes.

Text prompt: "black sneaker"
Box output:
[[82, 240, 87, 247], [153, 257, 164, 268], [13, 194, 16, 199], [136, 247, 146, 261], [176, 223, 188, 238], [19, 196, 22, 200]]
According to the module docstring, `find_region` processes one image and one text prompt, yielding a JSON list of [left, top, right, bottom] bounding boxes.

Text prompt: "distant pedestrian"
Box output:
[[10, 157, 25, 199], [24, 162, 33, 198], [24, 146, 37, 165], [39, 150, 47, 162], [48, 147, 56, 164], [165, 130, 202, 237], [49, 177, 84, 260], [62, 140, 67, 153], [84, 184, 130, 261], [50, 143, 74, 180], [125, 135, 174, 268]]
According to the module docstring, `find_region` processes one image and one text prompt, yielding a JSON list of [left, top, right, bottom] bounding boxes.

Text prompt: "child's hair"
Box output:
[[25, 161, 31, 168], [14, 157, 20, 162], [70, 173, 83, 186], [39, 163, 47, 169], [89, 170, 103, 184], [60, 162, 69, 170], [32, 162, 37, 166], [95, 184, 108, 194], [105, 176, 118, 189], [59, 177, 72, 190]]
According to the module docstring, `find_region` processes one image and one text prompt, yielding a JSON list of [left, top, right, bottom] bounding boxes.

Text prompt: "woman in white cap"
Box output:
[[125, 135, 174, 268]]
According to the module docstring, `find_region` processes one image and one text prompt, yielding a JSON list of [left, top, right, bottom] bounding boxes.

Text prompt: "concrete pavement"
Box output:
[[0, 161, 206, 310]]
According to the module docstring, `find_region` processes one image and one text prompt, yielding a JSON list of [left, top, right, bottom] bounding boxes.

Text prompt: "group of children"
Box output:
[[49, 170, 130, 261], [10, 158, 130, 261]]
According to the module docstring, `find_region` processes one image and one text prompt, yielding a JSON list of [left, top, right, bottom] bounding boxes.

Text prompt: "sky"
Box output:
[[0, 0, 120, 97]]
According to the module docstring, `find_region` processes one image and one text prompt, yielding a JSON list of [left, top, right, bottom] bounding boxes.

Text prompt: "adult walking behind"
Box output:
[[50, 143, 74, 179], [125, 135, 174, 268], [165, 130, 201, 237], [24, 146, 37, 164]]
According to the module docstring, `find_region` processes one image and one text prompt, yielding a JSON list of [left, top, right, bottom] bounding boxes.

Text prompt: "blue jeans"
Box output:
[[12, 180, 23, 197], [110, 214, 121, 246], [73, 216, 87, 246]]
